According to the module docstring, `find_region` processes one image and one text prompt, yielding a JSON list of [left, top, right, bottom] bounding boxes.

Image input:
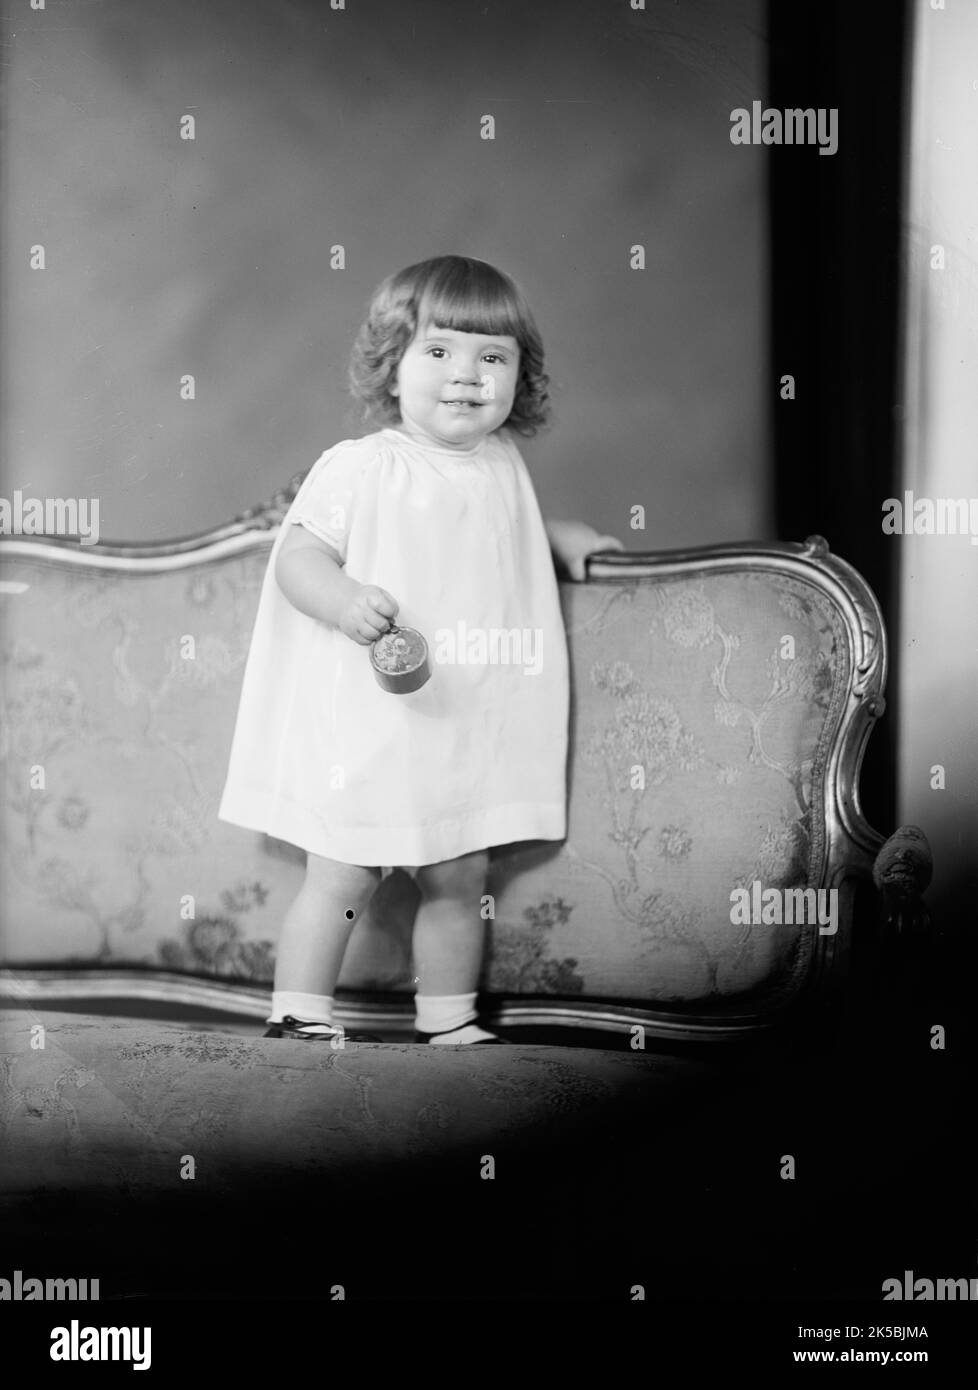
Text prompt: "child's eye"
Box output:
[[426, 347, 447, 358], [483, 353, 505, 364]]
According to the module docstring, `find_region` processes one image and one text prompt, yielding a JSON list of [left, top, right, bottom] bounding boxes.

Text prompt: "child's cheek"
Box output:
[[492, 369, 516, 405]]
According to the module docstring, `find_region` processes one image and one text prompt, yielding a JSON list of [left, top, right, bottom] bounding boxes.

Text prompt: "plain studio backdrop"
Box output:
[[0, 0, 771, 546]]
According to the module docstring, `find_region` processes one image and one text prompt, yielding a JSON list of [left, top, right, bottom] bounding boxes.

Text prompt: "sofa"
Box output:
[[0, 483, 935, 1299]]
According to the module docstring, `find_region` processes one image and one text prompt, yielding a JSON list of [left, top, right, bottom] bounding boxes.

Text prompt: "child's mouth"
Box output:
[[442, 400, 481, 409]]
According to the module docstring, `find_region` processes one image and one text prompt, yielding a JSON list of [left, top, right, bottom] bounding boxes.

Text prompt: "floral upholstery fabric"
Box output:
[[488, 576, 845, 1004], [0, 548, 847, 1008]]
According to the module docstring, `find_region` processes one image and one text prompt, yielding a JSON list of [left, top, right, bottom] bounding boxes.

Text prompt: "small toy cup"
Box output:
[[369, 624, 431, 694]]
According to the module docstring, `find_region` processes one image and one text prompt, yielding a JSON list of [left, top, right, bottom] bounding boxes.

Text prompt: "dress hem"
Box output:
[[217, 789, 566, 866]]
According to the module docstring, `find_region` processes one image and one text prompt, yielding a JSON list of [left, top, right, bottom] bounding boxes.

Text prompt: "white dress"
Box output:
[[218, 426, 569, 867]]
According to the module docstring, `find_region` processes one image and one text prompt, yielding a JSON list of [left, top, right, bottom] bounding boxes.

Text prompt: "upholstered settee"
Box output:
[[0, 494, 933, 1299]]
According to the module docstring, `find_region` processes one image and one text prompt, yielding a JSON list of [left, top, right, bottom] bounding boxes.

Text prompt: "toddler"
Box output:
[[218, 255, 621, 1044]]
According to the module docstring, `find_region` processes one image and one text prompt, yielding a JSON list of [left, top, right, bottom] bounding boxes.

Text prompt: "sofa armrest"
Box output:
[[872, 825, 933, 939]]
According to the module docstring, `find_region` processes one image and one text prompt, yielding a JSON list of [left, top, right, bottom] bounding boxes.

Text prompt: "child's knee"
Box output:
[[415, 849, 489, 900], [304, 855, 381, 908]]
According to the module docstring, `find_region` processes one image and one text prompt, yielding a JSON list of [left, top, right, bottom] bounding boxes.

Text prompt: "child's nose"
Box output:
[[450, 358, 480, 382]]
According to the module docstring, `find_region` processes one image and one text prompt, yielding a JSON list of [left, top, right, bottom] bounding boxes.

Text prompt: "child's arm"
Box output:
[[544, 518, 625, 581], [276, 524, 397, 644]]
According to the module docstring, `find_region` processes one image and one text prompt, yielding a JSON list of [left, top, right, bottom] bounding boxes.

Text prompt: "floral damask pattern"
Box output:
[[0, 555, 286, 968], [56, 796, 91, 832], [486, 896, 584, 995], [158, 880, 276, 983], [659, 825, 693, 861], [657, 585, 718, 648], [489, 570, 848, 1002], [586, 661, 703, 783]]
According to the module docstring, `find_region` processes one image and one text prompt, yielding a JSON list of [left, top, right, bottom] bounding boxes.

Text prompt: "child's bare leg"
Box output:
[[412, 849, 500, 1042], [412, 848, 490, 995], [272, 854, 381, 998]]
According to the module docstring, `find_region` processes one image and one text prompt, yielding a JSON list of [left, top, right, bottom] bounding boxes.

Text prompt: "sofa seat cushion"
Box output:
[[1, 1010, 726, 1197]]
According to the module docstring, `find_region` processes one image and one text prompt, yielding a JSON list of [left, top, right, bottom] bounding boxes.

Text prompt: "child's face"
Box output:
[[392, 323, 520, 450]]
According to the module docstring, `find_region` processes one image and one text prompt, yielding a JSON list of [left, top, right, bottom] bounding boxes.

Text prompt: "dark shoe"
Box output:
[[264, 1015, 382, 1043]]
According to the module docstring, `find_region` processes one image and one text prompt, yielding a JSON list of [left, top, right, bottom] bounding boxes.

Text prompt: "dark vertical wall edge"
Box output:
[[768, 0, 910, 838]]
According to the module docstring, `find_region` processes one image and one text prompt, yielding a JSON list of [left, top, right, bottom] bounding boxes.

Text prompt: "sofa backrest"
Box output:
[[0, 506, 887, 1040]]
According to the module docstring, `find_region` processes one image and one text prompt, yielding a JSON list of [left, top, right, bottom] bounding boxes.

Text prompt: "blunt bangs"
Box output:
[[414, 259, 530, 343]]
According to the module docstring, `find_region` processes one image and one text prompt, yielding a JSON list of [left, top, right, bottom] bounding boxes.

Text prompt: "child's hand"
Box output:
[[339, 584, 399, 645], [545, 519, 626, 582]]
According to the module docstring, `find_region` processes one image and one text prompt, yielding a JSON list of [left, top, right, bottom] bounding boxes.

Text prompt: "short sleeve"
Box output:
[[288, 439, 372, 562]]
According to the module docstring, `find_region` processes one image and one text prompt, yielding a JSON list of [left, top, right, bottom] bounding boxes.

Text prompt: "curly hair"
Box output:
[[348, 255, 550, 436]]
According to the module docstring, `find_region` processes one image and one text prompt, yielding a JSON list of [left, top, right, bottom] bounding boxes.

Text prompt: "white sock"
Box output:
[[414, 992, 498, 1043], [414, 991, 477, 1033], [267, 991, 335, 1026], [425, 1022, 499, 1045]]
